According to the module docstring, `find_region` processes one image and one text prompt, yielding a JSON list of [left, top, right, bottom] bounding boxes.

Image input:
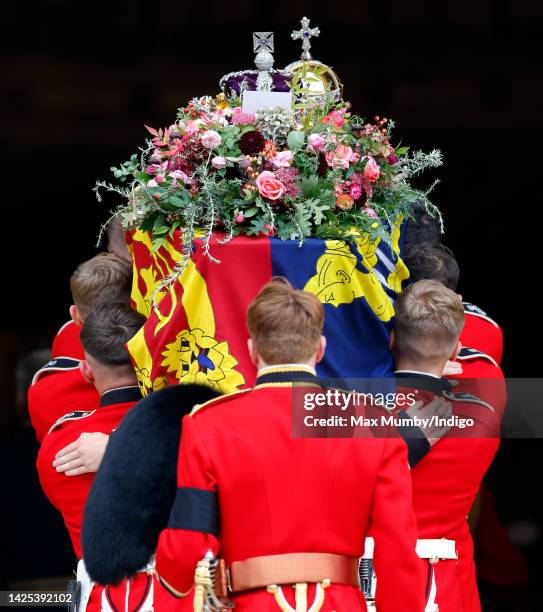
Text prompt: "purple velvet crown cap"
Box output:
[[219, 70, 292, 97]]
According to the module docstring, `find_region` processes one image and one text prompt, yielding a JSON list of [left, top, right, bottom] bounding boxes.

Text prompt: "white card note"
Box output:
[[242, 91, 293, 114]]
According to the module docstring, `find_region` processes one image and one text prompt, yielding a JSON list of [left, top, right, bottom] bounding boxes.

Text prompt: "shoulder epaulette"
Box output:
[[190, 388, 252, 417], [463, 302, 499, 328], [48, 410, 96, 434], [442, 390, 495, 413], [32, 357, 81, 385], [457, 347, 498, 368]]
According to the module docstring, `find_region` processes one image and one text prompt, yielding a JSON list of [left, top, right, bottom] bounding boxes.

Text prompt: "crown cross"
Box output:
[[291, 16, 320, 61], [253, 32, 274, 54]]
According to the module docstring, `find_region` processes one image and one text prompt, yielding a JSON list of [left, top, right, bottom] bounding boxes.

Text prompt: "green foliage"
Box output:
[[246, 216, 270, 236], [304, 198, 330, 226], [110, 154, 139, 182], [287, 130, 305, 151]]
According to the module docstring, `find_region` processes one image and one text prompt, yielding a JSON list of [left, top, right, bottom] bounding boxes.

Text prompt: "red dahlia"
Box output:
[[239, 130, 266, 155]]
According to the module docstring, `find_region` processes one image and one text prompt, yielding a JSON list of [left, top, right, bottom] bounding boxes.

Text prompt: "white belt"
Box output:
[[362, 537, 457, 560], [361, 538, 456, 612], [76, 557, 156, 612], [76, 560, 94, 612]]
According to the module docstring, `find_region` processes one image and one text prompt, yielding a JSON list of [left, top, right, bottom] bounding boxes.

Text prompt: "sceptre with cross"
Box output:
[[291, 16, 320, 61]]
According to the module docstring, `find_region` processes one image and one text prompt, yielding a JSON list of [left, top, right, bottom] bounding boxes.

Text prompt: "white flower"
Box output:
[[212, 156, 228, 169], [201, 130, 222, 149]]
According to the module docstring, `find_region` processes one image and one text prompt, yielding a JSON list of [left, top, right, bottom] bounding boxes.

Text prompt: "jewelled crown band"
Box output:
[[219, 17, 343, 105]]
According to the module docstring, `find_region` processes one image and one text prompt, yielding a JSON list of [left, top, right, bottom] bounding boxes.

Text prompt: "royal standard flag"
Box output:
[[127, 225, 409, 396]]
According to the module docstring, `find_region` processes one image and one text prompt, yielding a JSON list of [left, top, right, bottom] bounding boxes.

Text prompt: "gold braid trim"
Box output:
[[258, 365, 316, 375]]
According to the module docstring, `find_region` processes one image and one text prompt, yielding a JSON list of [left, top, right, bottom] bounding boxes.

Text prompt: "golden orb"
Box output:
[[286, 17, 343, 106], [284, 59, 343, 105]]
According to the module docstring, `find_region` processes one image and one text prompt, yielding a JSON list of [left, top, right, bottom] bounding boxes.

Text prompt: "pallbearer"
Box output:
[[29, 253, 132, 441], [390, 280, 502, 612], [155, 278, 425, 611], [51, 252, 132, 360], [404, 242, 503, 365], [37, 304, 171, 611]]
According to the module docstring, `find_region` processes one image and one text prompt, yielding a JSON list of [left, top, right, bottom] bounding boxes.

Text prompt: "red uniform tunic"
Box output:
[[51, 320, 85, 360], [36, 386, 172, 611], [156, 366, 425, 612], [446, 347, 507, 610], [449, 346, 506, 425], [452, 346, 503, 380], [396, 372, 501, 612], [28, 359, 99, 442], [460, 302, 503, 366]]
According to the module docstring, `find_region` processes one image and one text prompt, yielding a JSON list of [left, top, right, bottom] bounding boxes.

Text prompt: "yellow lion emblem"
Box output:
[[161, 328, 244, 394], [304, 239, 395, 322]]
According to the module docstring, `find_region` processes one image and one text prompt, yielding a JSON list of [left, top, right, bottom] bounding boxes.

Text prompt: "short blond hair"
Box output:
[[394, 280, 464, 360], [247, 278, 324, 364], [70, 253, 132, 319]]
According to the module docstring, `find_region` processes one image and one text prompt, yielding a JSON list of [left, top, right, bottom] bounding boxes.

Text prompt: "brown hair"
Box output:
[[247, 278, 324, 364], [80, 302, 145, 367], [394, 279, 464, 361], [70, 253, 132, 318], [404, 242, 460, 291]]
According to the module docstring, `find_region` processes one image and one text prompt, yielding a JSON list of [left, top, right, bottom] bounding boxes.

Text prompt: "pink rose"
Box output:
[[365, 208, 378, 218], [146, 164, 161, 175], [154, 175, 164, 184], [184, 120, 202, 135], [326, 144, 355, 169], [272, 150, 294, 168], [211, 156, 228, 169], [255, 171, 285, 201], [349, 184, 363, 200], [232, 111, 256, 126], [308, 133, 326, 152], [201, 130, 222, 149], [169, 170, 190, 183], [323, 110, 346, 128], [364, 156, 380, 182], [235, 213, 245, 223]]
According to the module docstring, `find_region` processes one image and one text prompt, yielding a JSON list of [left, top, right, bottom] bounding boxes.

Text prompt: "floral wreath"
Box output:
[[96, 85, 443, 295]]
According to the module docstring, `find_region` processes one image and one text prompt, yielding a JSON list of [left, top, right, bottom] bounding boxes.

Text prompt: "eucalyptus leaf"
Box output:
[[243, 207, 259, 218], [287, 131, 306, 151]]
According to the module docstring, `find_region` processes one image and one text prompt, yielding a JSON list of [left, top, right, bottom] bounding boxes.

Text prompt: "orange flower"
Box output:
[[263, 140, 277, 160], [335, 194, 354, 211]]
